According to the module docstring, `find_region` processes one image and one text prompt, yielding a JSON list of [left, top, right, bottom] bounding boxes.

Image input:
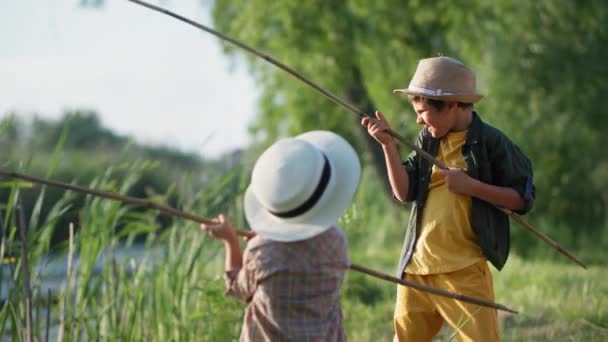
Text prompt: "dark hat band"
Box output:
[[269, 154, 331, 218]]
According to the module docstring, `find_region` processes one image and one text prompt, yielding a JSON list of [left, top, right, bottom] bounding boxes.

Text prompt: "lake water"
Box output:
[[1, 243, 165, 300]]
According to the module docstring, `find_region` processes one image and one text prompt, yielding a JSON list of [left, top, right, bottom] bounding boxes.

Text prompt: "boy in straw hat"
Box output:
[[362, 56, 535, 341], [201, 130, 360, 341]]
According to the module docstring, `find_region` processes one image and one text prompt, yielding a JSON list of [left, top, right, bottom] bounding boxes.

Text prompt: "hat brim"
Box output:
[[244, 131, 360, 242], [393, 88, 483, 104]]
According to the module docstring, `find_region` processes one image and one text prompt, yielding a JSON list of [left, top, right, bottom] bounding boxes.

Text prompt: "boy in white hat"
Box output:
[[362, 56, 535, 341], [201, 130, 360, 341]]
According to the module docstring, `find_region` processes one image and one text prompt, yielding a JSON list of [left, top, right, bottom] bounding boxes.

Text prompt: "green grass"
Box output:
[[339, 255, 608, 342], [338, 242, 608, 342], [495, 256, 608, 341]]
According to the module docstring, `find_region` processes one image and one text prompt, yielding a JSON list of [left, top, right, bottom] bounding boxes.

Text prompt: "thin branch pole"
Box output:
[[125, 0, 449, 171], [0, 170, 516, 313], [126, 0, 587, 269], [0, 170, 216, 226], [226, 232, 516, 313], [348, 263, 517, 314], [503, 208, 587, 269]]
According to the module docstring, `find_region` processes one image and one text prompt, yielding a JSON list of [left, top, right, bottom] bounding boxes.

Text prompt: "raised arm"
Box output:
[[361, 111, 410, 202], [200, 214, 243, 271]]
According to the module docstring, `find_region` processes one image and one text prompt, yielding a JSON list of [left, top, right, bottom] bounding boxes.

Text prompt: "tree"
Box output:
[[212, 1, 471, 195], [212, 0, 608, 249]]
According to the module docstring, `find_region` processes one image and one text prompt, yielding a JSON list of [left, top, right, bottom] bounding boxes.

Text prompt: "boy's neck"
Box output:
[[450, 109, 473, 132]]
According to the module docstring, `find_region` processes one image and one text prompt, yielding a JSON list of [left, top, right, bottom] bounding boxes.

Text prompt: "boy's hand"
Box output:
[[439, 168, 474, 195], [361, 111, 395, 146], [242, 231, 257, 243], [201, 214, 238, 242]]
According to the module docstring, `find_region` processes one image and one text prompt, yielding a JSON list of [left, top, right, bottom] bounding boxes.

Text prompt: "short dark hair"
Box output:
[[457, 102, 473, 109], [408, 95, 473, 111], [427, 98, 446, 111]]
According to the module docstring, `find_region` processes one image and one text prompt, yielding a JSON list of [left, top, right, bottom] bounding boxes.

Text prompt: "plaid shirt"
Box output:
[[225, 226, 349, 341]]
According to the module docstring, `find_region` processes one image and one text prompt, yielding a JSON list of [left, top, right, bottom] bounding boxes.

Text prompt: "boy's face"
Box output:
[[408, 95, 455, 138]]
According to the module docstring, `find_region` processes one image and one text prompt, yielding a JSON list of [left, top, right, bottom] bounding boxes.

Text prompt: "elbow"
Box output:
[[515, 196, 534, 215], [395, 184, 412, 204], [392, 193, 408, 205], [513, 178, 535, 215]]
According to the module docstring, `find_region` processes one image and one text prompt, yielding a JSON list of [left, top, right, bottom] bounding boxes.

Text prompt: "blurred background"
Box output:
[[1, 0, 607, 341]]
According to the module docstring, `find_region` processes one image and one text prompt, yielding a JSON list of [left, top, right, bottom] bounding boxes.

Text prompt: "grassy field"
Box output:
[[339, 255, 607, 342], [494, 257, 607, 341]]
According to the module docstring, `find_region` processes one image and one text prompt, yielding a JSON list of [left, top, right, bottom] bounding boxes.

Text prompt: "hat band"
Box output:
[[408, 84, 456, 96], [269, 154, 331, 218]]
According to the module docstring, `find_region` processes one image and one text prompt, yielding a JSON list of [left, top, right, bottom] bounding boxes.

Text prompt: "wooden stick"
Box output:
[[126, 0, 587, 269], [226, 228, 516, 313], [0, 169, 216, 226], [0, 169, 516, 312], [500, 207, 587, 269], [348, 263, 517, 314]]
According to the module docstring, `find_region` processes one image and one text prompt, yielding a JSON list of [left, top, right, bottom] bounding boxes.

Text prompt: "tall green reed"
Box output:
[[48, 160, 247, 341], [0, 123, 75, 341], [0, 117, 249, 340]]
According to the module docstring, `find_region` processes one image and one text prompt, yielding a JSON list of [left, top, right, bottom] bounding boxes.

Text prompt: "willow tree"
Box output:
[[212, 0, 607, 251]]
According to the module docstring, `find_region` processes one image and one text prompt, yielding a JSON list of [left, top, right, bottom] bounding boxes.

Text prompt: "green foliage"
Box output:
[[213, 1, 381, 165], [0, 112, 242, 245], [30, 111, 127, 150], [212, 0, 608, 256], [475, 1, 608, 243]]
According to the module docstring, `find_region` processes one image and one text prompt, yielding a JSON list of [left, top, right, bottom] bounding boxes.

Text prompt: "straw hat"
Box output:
[[244, 131, 360, 242], [393, 56, 483, 103]]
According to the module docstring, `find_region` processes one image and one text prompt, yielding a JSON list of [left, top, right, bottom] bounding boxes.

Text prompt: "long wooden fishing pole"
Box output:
[[126, 0, 587, 269], [0, 170, 217, 226], [0, 169, 516, 313]]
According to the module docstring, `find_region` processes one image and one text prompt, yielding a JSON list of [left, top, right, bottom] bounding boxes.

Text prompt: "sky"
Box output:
[[0, 0, 257, 158]]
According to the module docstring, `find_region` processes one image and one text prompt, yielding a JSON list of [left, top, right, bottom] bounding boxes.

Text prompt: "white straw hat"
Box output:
[[244, 130, 361, 242], [393, 56, 483, 103]]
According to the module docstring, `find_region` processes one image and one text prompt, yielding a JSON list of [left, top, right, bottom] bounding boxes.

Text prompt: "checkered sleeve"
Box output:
[[224, 247, 258, 303]]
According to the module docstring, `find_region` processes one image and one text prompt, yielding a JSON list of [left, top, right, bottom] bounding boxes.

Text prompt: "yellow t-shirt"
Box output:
[[405, 130, 484, 275]]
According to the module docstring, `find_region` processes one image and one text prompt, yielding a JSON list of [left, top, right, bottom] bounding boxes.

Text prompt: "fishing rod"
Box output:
[[0, 169, 516, 313], [126, 0, 587, 270]]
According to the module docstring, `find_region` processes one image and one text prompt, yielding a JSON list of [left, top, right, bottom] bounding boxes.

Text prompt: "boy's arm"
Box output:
[[362, 111, 415, 202], [222, 236, 243, 272], [201, 214, 243, 271], [469, 177, 524, 211], [488, 131, 536, 214], [441, 168, 525, 210], [202, 215, 256, 303], [441, 127, 535, 213], [383, 141, 410, 202]]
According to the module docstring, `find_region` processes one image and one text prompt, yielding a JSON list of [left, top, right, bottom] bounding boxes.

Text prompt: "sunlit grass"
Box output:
[[495, 256, 608, 341]]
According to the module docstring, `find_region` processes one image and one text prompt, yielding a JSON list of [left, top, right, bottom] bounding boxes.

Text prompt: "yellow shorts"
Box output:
[[393, 260, 500, 342]]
